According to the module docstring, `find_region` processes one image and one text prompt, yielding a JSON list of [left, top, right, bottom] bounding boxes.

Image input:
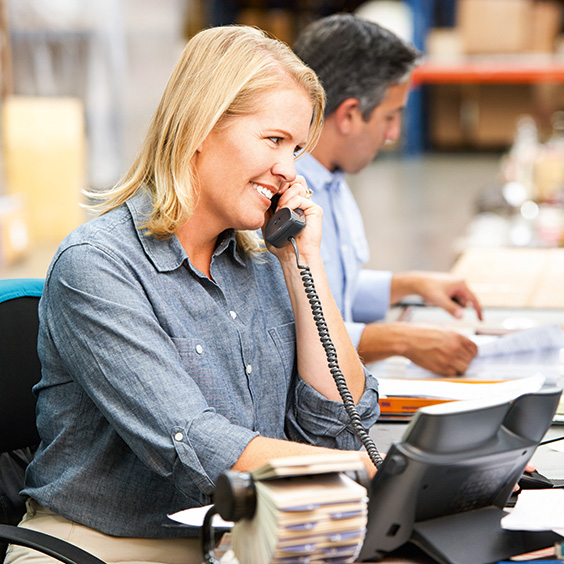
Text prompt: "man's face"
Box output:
[[341, 80, 410, 174]]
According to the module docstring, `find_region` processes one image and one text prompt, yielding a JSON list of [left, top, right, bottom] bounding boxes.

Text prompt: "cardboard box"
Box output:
[[425, 28, 464, 62], [529, 0, 563, 52], [430, 84, 536, 149], [458, 0, 533, 54], [429, 84, 467, 147], [2, 96, 86, 244], [451, 248, 564, 308], [237, 8, 294, 44], [473, 84, 533, 146]]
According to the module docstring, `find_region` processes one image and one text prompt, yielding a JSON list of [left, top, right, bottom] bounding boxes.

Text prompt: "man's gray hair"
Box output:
[[294, 13, 422, 120]]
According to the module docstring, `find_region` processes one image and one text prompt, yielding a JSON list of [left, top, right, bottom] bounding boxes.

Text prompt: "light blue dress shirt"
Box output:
[[296, 154, 392, 348], [24, 188, 380, 538]]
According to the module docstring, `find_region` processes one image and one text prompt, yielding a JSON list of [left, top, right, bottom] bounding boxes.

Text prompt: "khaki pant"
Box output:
[[4, 500, 204, 564]]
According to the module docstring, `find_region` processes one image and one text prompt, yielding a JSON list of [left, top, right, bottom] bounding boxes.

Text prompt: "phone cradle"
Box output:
[[409, 506, 563, 564]]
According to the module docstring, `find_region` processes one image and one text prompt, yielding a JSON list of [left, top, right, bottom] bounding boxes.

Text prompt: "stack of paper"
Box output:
[[231, 454, 368, 564], [378, 373, 546, 420]]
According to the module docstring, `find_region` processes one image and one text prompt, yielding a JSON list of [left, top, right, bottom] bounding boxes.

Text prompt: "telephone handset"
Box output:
[[264, 193, 383, 470], [264, 194, 306, 248]]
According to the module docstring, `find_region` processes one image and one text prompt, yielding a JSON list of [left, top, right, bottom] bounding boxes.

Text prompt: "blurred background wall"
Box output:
[[1, 0, 564, 280]]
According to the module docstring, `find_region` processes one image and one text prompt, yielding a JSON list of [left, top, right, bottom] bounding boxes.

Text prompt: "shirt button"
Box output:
[[195, 344, 203, 354], [246, 364, 252, 375], [229, 311, 237, 319], [174, 432, 184, 442]]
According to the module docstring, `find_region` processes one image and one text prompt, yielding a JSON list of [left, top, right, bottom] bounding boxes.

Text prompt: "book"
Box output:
[[379, 396, 453, 420], [230, 454, 369, 564]]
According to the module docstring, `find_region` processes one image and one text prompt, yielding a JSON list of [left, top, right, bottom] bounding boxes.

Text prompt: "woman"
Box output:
[[6, 25, 380, 564]]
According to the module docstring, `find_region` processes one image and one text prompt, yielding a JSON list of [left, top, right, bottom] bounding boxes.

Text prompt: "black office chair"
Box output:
[[0, 278, 107, 564]]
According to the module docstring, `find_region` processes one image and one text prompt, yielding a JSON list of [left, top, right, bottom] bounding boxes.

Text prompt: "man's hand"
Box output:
[[358, 322, 478, 376], [400, 324, 478, 376], [391, 271, 483, 321]]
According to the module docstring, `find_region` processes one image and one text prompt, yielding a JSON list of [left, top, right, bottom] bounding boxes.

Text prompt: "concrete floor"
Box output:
[[349, 151, 502, 274]]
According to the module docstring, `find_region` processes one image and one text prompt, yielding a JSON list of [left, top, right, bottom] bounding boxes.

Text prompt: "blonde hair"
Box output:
[[89, 25, 325, 253]]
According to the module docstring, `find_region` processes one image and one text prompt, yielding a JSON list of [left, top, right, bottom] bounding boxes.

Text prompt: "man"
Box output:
[[294, 14, 482, 376]]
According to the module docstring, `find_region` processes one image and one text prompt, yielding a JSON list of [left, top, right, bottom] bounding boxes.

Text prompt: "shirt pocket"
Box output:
[[267, 321, 296, 378], [170, 336, 236, 416]]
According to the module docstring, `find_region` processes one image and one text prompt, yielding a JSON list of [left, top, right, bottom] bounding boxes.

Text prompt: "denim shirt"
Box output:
[[296, 154, 393, 348], [24, 189, 380, 538]]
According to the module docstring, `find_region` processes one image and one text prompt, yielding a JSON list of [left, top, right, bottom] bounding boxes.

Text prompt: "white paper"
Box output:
[[370, 326, 563, 382], [168, 505, 233, 528], [477, 324, 564, 358], [377, 373, 545, 401], [550, 441, 564, 454], [501, 490, 564, 532]]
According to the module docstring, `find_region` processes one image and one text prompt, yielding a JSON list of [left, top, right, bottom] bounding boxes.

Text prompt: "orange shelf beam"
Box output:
[[412, 61, 564, 85]]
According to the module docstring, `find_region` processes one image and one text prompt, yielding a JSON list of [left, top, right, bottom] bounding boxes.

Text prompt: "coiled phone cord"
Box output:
[[290, 238, 384, 470]]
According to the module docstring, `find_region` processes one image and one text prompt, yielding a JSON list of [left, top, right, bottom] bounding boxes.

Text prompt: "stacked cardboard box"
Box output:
[[427, 0, 564, 149], [458, 0, 562, 54]]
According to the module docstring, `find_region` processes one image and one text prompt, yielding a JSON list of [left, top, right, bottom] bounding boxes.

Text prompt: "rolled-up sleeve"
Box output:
[[351, 269, 392, 323], [171, 412, 258, 496], [285, 367, 380, 450]]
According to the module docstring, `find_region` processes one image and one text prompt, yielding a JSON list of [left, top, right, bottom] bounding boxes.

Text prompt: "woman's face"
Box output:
[[193, 84, 313, 234]]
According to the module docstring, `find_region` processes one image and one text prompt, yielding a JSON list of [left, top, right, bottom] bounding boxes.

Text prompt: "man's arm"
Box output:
[[357, 322, 478, 376]]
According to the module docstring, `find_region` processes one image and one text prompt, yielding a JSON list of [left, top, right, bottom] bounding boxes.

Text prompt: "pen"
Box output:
[[474, 328, 519, 336], [539, 436, 564, 447]]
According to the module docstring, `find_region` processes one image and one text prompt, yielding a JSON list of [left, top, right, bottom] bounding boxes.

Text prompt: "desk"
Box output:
[[372, 303, 564, 472]]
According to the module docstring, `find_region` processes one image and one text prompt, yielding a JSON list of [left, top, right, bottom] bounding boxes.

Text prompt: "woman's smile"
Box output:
[[250, 181, 276, 204]]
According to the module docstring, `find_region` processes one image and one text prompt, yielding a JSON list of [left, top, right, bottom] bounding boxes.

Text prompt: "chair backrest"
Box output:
[[0, 279, 110, 563], [0, 278, 44, 452]]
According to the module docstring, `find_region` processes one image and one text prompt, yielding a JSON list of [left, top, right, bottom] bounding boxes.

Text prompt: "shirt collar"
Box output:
[[126, 189, 246, 273], [298, 153, 345, 194], [215, 230, 247, 267]]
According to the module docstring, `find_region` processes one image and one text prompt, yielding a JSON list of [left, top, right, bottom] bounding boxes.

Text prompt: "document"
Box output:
[[378, 373, 546, 401], [168, 505, 233, 528], [370, 324, 564, 383], [476, 324, 564, 358], [501, 489, 564, 536]]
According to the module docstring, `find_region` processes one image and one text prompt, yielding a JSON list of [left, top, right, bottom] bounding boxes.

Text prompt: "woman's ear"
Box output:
[[333, 98, 362, 136]]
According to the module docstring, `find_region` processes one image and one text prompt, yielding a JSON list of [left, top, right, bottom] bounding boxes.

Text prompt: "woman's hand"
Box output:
[[263, 176, 323, 264]]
